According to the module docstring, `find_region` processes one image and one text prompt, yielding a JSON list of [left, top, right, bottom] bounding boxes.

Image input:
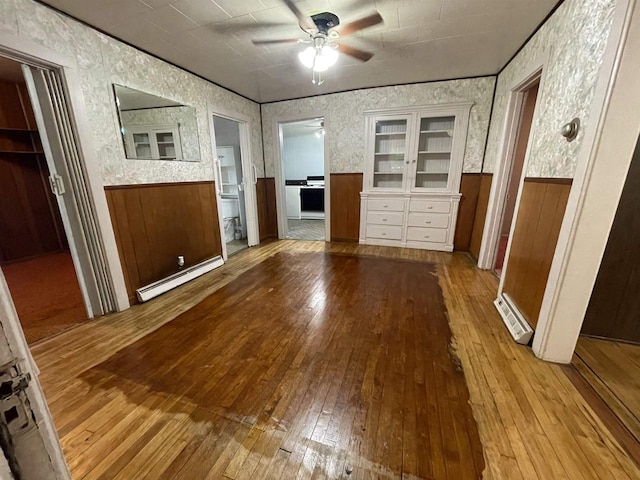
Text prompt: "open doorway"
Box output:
[[280, 118, 326, 241], [0, 56, 87, 344], [213, 115, 249, 256], [493, 80, 539, 276]]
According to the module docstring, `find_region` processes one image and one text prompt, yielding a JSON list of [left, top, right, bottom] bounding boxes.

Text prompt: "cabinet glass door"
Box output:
[[414, 116, 455, 190], [372, 118, 408, 189]]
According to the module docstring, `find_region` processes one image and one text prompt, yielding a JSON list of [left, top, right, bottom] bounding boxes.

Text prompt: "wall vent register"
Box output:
[[360, 103, 473, 252]]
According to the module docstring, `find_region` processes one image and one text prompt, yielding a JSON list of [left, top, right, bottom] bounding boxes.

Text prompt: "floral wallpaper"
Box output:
[[120, 106, 201, 161], [483, 0, 616, 178], [0, 0, 264, 185], [261, 77, 496, 177]]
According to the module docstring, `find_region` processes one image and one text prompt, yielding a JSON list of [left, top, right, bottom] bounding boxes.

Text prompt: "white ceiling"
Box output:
[[41, 0, 559, 103], [114, 84, 183, 110]]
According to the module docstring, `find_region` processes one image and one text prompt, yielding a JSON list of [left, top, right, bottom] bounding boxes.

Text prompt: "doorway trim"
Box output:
[[272, 112, 330, 241], [0, 31, 129, 312], [208, 105, 260, 260], [477, 55, 548, 270]]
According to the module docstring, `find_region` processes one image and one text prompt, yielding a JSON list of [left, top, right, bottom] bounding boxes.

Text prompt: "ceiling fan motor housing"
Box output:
[[310, 12, 340, 34]]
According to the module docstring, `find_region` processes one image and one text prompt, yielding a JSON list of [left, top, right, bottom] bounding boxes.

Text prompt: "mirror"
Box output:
[[113, 84, 201, 162]]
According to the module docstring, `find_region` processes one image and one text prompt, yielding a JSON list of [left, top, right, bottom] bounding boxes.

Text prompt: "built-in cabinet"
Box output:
[[124, 124, 182, 160], [360, 103, 472, 252]]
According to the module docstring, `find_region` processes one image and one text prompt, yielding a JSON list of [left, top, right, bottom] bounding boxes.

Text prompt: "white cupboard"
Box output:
[[360, 102, 473, 252]]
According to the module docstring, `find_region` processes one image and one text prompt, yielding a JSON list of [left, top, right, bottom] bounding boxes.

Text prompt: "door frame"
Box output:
[[477, 57, 547, 270], [272, 112, 330, 241], [208, 105, 260, 260], [0, 31, 129, 313]]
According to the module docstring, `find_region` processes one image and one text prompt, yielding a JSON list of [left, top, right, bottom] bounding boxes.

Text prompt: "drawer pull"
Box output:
[[427, 206, 433, 210], [381, 232, 387, 236], [424, 235, 430, 239], [425, 220, 431, 224], [383, 204, 389, 208], [382, 218, 388, 222]]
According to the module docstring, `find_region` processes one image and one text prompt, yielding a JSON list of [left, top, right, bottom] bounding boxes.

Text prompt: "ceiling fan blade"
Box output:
[[282, 0, 316, 31], [252, 38, 300, 45], [337, 44, 374, 62], [335, 12, 383, 36]]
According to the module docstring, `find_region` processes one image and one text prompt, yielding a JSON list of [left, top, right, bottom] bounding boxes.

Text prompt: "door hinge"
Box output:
[[48, 174, 65, 196], [0, 361, 34, 435]]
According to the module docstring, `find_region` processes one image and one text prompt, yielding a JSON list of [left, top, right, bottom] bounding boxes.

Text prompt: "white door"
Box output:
[[0, 271, 70, 479]]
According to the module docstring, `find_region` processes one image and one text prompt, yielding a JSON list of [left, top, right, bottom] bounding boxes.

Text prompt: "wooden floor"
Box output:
[[3, 251, 87, 344], [31, 241, 640, 479], [575, 336, 640, 444]]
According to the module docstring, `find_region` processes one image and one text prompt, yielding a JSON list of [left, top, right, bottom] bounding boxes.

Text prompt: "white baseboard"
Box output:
[[136, 255, 224, 302]]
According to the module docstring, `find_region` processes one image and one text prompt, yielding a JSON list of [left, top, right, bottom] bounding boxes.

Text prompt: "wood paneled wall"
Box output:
[[105, 181, 222, 302], [469, 174, 493, 260], [330, 173, 362, 242], [257, 177, 278, 241], [0, 80, 66, 264], [502, 178, 572, 328], [454, 173, 482, 251], [582, 134, 640, 343]]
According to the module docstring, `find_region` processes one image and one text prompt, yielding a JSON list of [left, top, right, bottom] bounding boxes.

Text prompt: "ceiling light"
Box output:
[[298, 38, 339, 85]]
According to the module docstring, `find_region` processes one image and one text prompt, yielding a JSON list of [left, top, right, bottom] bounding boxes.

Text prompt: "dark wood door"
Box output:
[[582, 133, 640, 343]]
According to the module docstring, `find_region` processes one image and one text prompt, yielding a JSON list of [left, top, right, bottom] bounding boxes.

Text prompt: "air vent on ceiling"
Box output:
[[494, 294, 533, 345]]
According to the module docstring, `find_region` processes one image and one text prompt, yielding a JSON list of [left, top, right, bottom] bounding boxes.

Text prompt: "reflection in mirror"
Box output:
[[113, 84, 201, 162]]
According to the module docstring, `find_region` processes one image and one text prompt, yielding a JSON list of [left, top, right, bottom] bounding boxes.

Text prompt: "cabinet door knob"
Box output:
[[405, 160, 409, 164]]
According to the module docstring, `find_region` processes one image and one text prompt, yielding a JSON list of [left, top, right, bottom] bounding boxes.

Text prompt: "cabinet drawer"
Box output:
[[368, 198, 405, 212], [407, 212, 449, 229], [406, 227, 448, 243], [409, 200, 451, 214], [366, 224, 403, 241], [367, 211, 404, 226]]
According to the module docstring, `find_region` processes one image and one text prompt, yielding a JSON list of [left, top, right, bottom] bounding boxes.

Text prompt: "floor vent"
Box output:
[[136, 256, 224, 303], [494, 294, 533, 345]]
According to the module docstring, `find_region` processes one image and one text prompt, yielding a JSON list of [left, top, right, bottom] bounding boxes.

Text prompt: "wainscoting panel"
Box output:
[[502, 177, 572, 328], [469, 174, 493, 260], [582, 134, 640, 342], [330, 173, 363, 242], [454, 173, 482, 251], [257, 177, 278, 241], [105, 181, 222, 302]]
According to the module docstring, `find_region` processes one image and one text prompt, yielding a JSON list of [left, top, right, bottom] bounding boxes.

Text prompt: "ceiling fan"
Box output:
[[251, 0, 383, 85]]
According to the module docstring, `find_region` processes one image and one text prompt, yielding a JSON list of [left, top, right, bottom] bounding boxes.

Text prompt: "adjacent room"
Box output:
[[0, 0, 640, 478], [0, 56, 87, 345], [281, 118, 326, 241]]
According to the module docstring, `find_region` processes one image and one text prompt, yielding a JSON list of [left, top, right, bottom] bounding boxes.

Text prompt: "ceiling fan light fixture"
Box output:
[[298, 43, 339, 72], [298, 46, 316, 69]]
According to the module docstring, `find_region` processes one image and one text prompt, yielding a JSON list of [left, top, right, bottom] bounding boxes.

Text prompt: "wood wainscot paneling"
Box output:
[[330, 173, 363, 242], [105, 181, 222, 302], [502, 177, 572, 328], [257, 177, 278, 241], [468, 173, 493, 259], [582, 133, 640, 342], [454, 173, 482, 251]]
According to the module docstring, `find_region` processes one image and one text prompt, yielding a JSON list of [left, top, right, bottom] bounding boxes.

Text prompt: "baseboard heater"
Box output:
[[136, 255, 224, 303], [494, 294, 534, 344]]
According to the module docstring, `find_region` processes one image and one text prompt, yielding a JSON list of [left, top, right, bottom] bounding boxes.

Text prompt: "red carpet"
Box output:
[[2, 252, 87, 344]]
